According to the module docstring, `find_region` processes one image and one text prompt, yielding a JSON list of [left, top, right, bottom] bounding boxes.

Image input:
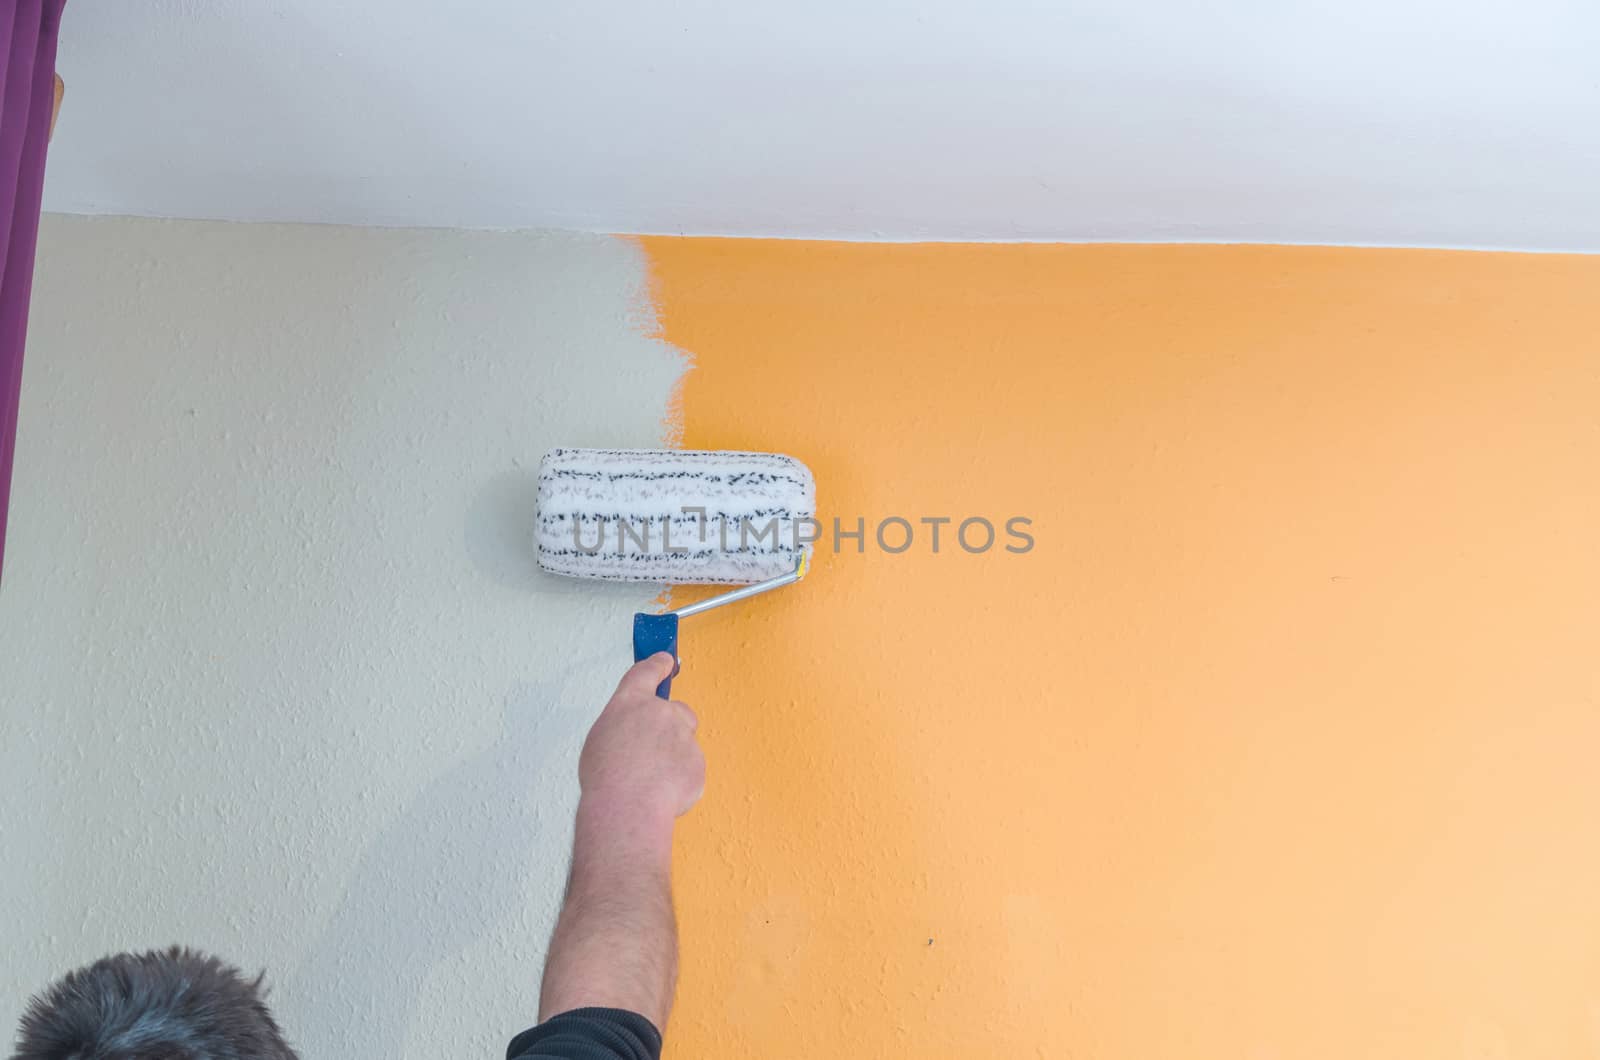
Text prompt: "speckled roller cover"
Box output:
[[535, 447, 815, 584]]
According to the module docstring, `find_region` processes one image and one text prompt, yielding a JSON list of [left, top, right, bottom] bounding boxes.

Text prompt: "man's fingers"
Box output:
[[673, 701, 699, 732], [614, 651, 678, 700]]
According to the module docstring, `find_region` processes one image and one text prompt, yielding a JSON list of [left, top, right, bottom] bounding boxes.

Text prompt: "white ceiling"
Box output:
[[44, 1, 1600, 249]]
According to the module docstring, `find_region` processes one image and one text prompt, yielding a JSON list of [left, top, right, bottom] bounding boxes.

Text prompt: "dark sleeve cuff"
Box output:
[[506, 1007, 662, 1060]]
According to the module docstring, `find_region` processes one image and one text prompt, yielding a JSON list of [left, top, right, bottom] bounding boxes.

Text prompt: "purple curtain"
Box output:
[[0, 0, 65, 580]]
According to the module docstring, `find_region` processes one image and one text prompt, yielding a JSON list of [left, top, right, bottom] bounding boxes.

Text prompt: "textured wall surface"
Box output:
[[644, 239, 1600, 1059], [0, 215, 683, 1059], [10, 224, 1600, 1060]]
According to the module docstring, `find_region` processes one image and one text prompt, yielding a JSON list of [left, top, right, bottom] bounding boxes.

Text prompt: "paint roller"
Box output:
[[535, 448, 815, 698]]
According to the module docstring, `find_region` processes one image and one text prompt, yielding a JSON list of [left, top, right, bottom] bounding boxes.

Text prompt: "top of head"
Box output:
[[535, 447, 816, 585]]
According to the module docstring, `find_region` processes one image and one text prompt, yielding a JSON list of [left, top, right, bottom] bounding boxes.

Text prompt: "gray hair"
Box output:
[[11, 947, 298, 1060]]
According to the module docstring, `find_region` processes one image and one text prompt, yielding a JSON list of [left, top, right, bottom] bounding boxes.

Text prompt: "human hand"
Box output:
[[543, 653, 701, 1026], [578, 653, 706, 824]]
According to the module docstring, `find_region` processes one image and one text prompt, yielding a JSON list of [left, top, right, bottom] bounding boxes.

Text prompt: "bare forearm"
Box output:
[[539, 795, 678, 1031], [536, 652, 702, 1040]]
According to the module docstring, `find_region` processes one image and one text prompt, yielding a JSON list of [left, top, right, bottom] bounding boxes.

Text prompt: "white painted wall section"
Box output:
[[0, 215, 684, 1060]]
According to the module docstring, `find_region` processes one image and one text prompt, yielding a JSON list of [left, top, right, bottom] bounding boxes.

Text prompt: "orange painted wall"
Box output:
[[640, 240, 1600, 1060]]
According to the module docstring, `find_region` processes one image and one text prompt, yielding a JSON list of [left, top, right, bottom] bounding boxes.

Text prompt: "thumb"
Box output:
[[613, 651, 677, 700]]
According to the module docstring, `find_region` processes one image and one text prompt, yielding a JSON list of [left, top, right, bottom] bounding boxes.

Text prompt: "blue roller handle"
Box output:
[[632, 612, 680, 699]]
